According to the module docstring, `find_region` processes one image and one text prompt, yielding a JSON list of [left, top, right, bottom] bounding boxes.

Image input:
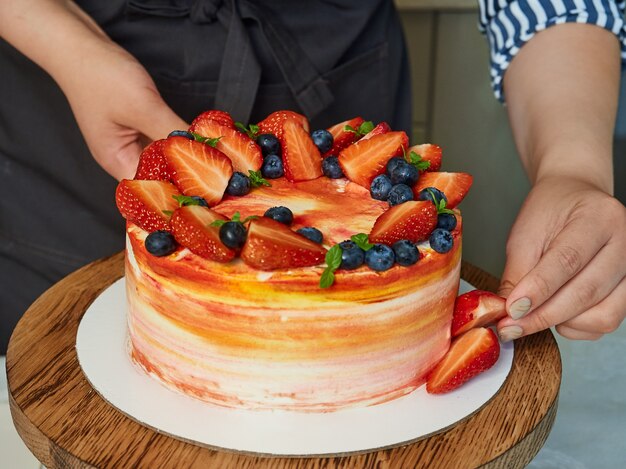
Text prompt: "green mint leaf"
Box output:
[[210, 219, 227, 227], [248, 170, 271, 188], [319, 269, 335, 289], [162, 210, 173, 216], [242, 215, 259, 224], [344, 124, 357, 134], [409, 150, 431, 171], [319, 245, 343, 289], [190, 131, 221, 148], [439, 208, 455, 215], [234, 122, 259, 139], [249, 124, 260, 135], [357, 121, 374, 136], [231, 212, 241, 223], [350, 233, 374, 251], [172, 195, 200, 207]]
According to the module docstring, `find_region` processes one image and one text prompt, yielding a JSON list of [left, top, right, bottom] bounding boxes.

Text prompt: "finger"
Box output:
[[554, 324, 603, 341], [498, 224, 544, 299], [134, 91, 188, 141], [505, 217, 610, 320]]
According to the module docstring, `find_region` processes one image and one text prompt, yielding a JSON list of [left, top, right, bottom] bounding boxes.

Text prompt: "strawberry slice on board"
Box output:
[[369, 200, 437, 245], [409, 143, 442, 172], [187, 119, 263, 173], [360, 122, 391, 141], [257, 110, 309, 139], [190, 110, 235, 130], [163, 136, 233, 206], [134, 139, 171, 181], [414, 172, 473, 209], [426, 327, 500, 394], [280, 119, 323, 182], [170, 205, 236, 262], [451, 290, 507, 337], [338, 131, 409, 188], [240, 217, 327, 270], [323, 116, 365, 157], [115, 179, 180, 232]]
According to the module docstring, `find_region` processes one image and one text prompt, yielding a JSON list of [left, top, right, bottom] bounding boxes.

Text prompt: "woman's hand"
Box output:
[[497, 176, 626, 342]]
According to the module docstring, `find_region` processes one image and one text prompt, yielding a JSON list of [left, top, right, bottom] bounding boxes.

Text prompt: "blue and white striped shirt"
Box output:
[[478, 0, 626, 100]]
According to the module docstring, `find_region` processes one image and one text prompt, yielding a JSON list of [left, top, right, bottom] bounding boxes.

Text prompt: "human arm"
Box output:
[[0, 0, 187, 180]]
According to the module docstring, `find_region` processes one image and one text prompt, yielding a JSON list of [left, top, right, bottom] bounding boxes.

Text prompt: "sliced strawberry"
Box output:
[[134, 140, 171, 181], [338, 131, 409, 188], [170, 205, 235, 262], [369, 200, 437, 245], [360, 122, 391, 141], [409, 144, 442, 172], [115, 179, 180, 232], [280, 119, 323, 182], [163, 136, 233, 206], [414, 172, 473, 209], [190, 110, 235, 130], [323, 116, 364, 157], [257, 110, 309, 139], [426, 327, 500, 394], [451, 290, 507, 337], [187, 119, 262, 173], [241, 217, 327, 270]]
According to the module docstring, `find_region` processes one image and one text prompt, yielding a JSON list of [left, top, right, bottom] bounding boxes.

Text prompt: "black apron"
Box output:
[[0, 0, 411, 353]]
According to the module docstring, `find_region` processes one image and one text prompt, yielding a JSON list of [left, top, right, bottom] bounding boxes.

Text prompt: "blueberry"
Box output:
[[387, 184, 414, 206], [191, 196, 209, 207], [338, 240, 365, 270], [145, 230, 177, 257], [168, 130, 194, 139], [311, 129, 333, 154], [296, 227, 324, 244], [322, 156, 344, 179], [418, 187, 447, 206], [256, 134, 281, 156], [392, 240, 420, 266], [386, 157, 407, 176], [264, 206, 294, 225], [370, 174, 393, 201], [219, 221, 247, 249], [437, 213, 457, 231], [261, 154, 284, 179], [225, 171, 251, 196], [429, 228, 454, 253], [389, 161, 419, 186], [365, 244, 395, 271]]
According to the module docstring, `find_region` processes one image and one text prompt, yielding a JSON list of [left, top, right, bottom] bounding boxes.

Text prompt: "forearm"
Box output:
[[503, 23, 620, 194]]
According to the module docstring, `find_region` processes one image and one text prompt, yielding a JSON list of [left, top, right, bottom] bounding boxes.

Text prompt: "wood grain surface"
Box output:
[[7, 252, 561, 468]]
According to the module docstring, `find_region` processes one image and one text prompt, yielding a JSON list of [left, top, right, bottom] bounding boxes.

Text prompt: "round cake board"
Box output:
[[76, 278, 514, 457]]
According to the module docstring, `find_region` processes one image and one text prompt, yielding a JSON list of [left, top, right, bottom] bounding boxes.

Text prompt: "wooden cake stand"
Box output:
[[6, 252, 561, 468]]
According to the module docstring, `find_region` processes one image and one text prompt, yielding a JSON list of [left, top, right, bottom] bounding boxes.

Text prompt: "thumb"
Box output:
[[132, 90, 188, 142]]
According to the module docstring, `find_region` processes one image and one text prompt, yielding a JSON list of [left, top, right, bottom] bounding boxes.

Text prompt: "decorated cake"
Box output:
[[116, 110, 505, 412]]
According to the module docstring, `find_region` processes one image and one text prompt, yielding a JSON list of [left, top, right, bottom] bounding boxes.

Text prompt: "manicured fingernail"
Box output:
[[509, 297, 531, 320], [499, 326, 523, 343]]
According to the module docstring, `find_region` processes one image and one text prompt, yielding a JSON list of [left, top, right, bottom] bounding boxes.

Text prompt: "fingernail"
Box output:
[[499, 326, 523, 343], [509, 297, 531, 320]]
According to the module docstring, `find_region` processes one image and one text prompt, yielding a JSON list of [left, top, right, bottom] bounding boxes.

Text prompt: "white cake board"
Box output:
[[76, 278, 513, 456]]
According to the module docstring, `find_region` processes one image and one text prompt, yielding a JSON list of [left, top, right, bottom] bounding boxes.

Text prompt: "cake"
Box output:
[[116, 110, 495, 412]]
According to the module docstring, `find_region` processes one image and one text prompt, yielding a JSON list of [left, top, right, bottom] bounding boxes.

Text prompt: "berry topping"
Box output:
[[261, 154, 285, 179], [408, 143, 442, 172], [240, 217, 327, 270], [437, 213, 457, 231], [225, 171, 251, 196], [386, 157, 406, 176], [392, 240, 420, 266], [256, 134, 281, 156], [369, 200, 437, 245], [296, 227, 323, 244], [426, 327, 500, 394], [134, 140, 170, 181], [387, 184, 414, 206], [414, 172, 473, 209], [187, 119, 263, 173], [190, 196, 209, 207], [370, 174, 393, 201], [219, 221, 248, 249], [257, 110, 309, 139], [338, 240, 365, 270], [418, 187, 447, 206], [451, 290, 507, 337], [163, 137, 233, 206], [338, 131, 409, 188], [324, 116, 365, 157], [388, 160, 419, 186], [311, 129, 333, 153], [145, 230, 177, 257], [429, 228, 454, 253], [115, 179, 180, 232], [264, 206, 294, 225], [321, 155, 344, 179], [360, 121, 391, 141], [170, 205, 236, 262], [365, 243, 395, 271], [190, 110, 235, 130], [280, 119, 323, 182], [168, 130, 194, 139]]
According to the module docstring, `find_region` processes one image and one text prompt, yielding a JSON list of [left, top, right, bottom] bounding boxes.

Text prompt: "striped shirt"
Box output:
[[478, 0, 626, 100]]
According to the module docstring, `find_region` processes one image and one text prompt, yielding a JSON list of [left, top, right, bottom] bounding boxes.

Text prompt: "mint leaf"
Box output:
[[431, 191, 455, 215], [162, 210, 173, 217], [357, 121, 374, 136], [231, 212, 241, 223], [344, 124, 357, 134], [320, 270, 336, 289], [350, 233, 374, 251], [242, 215, 259, 224], [408, 151, 431, 171], [190, 131, 221, 148], [210, 219, 227, 227], [235, 122, 259, 139], [320, 244, 343, 288], [172, 195, 200, 207], [248, 170, 271, 188], [210, 212, 258, 228]]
